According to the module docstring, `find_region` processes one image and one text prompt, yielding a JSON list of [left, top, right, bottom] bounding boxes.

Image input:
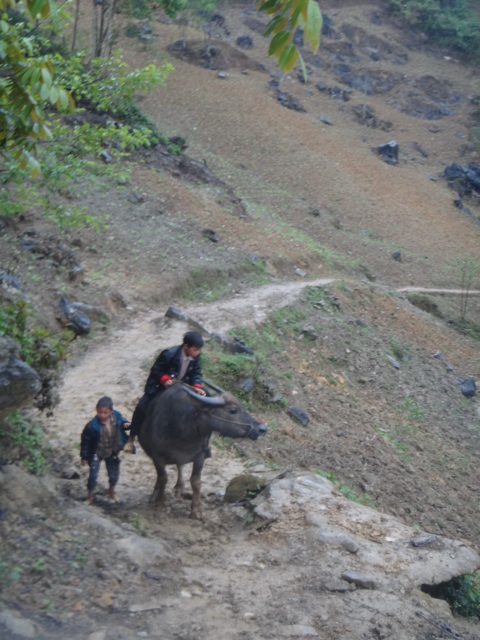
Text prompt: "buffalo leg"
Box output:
[[151, 462, 168, 504], [173, 465, 186, 499], [189, 456, 205, 519]]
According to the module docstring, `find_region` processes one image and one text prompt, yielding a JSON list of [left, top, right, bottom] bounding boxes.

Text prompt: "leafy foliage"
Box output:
[[385, 0, 480, 54], [0, 300, 69, 370], [258, 0, 322, 75], [0, 0, 74, 174], [1, 410, 49, 475], [427, 572, 480, 618]]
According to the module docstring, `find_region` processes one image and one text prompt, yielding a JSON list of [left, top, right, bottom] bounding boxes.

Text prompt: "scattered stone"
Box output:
[[276, 90, 306, 112], [460, 378, 477, 398], [240, 378, 255, 394], [0, 270, 22, 290], [387, 356, 401, 370], [391, 250, 402, 262], [324, 579, 354, 592], [100, 150, 112, 163], [413, 142, 429, 158], [299, 327, 318, 341], [377, 140, 399, 165], [57, 294, 91, 336], [411, 534, 438, 547], [287, 406, 310, 426], [294, 267, 306, 277], [217, 71, 227, 79], [168, 135, 187, 151], [0, 337, 41, 415], [236, 35, 253, 49], [69, 264, 86, 283], [341, 570, 376, 589], [320, 114, 332, 125], [203, 228, 219, 242], [0, 609, 38, 638], [433, 351, 442, 358]]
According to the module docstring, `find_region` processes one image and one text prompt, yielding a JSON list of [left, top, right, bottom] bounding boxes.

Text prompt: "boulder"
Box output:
[[0, 337, 41, 418]]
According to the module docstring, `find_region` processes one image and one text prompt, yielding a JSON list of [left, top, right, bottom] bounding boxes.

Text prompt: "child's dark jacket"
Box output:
[[144, 345, 203, 396], [80, 410, 129, 461]]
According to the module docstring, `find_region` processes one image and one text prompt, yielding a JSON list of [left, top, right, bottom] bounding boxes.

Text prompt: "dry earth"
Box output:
[[1, 1, 480, 639]]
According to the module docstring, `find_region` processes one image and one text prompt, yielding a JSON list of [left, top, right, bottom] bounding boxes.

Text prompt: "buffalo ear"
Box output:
[[181, 385, 226, 406]]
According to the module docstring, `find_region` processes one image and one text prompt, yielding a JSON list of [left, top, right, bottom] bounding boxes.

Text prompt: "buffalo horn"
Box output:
[[203, 378, 225, 394], [182, 385, 226, 406]]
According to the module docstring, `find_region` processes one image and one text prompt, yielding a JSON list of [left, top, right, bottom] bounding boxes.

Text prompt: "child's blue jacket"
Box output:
[[80, 410, 129, 461]]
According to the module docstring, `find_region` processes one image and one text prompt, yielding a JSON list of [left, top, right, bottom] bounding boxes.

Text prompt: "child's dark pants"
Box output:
[[87, 454, 120, 491]]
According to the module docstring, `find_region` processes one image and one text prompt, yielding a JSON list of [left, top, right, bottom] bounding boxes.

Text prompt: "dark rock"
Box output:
[[293, 27, 303, 46], [391, 250, 402, 262], [203, 228, 218, 242], [413, 142, 429, 157], [377, 140, 399, 165], [0, 337, 41, 416], [240, 378, 255, 394], [168, 135, 187, 151], [57, 295, 91, 336], [236, 35, 253, 49], [0, 271, 22, 290], [325, 579, 354, 592], [276, 91, 306, 112], [100, 150, 113, 163], [460, 378, 477, 398], [321, 14, 333, 37], [287, 406, 310, 426], [387, 356, 401, 370], [341, 570, 376, 589], [411, 534, 438, 547], [165, 306, 189, 322], [320, 115, 332, 125]]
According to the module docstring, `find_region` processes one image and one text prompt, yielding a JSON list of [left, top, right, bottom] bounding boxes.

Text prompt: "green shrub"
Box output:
[[1, 411, 49, 476], [386, 0, 480, 55], [426, 572, 480, 618], [0, 301, 69, 370]]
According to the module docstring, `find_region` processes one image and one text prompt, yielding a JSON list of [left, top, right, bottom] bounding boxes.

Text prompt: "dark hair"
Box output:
[[96, 396, 113, 410], [183, 330, 204, 348]]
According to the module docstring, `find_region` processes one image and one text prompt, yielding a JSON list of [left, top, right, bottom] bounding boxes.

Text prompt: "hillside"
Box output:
[[1, 1, 480, 639]]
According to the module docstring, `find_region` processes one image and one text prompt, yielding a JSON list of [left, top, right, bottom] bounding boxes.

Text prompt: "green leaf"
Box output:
[[268, 30, 291, 56], [263, 15, 288, 37], [258, 0, 278, 15], [41, 66, 52, 88], [291, 0, 308, 27], [278, 43, 298, 71], [303, 0, 322, 52]]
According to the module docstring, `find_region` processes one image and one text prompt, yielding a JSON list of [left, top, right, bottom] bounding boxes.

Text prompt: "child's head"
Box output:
[[96, 396, 113, 422], [182, 331, 204, 358]]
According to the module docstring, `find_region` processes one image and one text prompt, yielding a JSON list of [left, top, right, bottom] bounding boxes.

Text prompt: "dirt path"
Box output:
[[51, 277, 333, 497], [38, 277, 479, 640]]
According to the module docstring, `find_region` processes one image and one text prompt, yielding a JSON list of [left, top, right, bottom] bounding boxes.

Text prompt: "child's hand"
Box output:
[[123, 421, 131, 430], [81, 459, 87, 466]]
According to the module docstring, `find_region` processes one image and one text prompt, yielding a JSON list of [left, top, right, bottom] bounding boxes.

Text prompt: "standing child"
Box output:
[[80, 396, 131, 505]]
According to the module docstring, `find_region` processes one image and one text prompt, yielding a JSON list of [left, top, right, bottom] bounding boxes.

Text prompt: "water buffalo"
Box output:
[[138, 383, 267, 518]]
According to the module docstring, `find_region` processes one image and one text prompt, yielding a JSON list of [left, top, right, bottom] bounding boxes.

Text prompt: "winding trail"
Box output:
[[51, 277, 334, 450], [51, 277, 478, 437]]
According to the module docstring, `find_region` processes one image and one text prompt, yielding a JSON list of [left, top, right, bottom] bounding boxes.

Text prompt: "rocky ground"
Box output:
[[1, 1, 480, 639]]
